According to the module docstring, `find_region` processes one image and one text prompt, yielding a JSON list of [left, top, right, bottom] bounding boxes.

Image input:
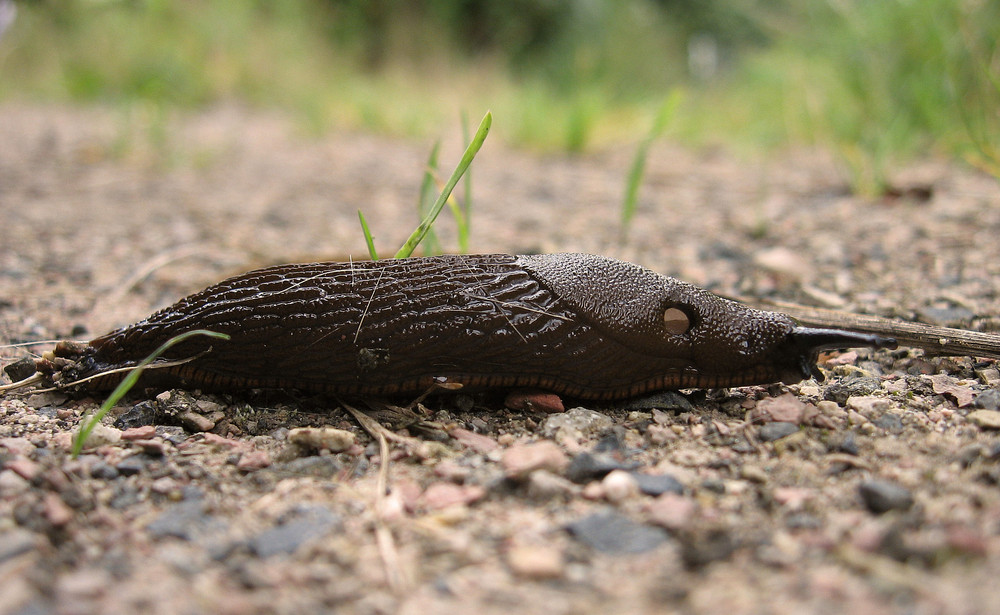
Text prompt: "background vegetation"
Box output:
[[0, 0, 997, 192]]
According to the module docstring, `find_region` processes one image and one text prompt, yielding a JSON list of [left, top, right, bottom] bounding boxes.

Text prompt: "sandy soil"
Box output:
[[2, 103, 1000, 615]]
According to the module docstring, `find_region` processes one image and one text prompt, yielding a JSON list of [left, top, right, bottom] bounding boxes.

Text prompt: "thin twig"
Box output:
[[741, 297, 1000, 360]]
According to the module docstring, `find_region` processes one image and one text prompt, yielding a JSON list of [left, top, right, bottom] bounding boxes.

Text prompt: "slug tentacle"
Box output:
[[23, 253, 896, 400]]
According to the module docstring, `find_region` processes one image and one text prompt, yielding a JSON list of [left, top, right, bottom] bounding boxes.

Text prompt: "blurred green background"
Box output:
[[0, 0, 997, 193]]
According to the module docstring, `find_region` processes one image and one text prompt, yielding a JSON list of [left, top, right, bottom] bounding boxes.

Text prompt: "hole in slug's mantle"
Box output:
[[663, 307, 690, 336]]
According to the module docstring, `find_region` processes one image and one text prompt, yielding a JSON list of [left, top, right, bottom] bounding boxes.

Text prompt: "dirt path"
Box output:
[[2, 104, 1000, 614]]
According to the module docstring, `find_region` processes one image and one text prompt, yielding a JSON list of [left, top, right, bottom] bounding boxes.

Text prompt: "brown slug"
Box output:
[[28, 253, 896, 400]]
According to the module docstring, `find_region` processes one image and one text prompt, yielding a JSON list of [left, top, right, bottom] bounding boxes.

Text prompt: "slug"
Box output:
[[28, 253, 896, 400]]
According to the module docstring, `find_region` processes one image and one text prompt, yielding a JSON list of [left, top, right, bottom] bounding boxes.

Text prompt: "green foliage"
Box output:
[[621, 90, 682, 239], [0, 0, 996, 188]]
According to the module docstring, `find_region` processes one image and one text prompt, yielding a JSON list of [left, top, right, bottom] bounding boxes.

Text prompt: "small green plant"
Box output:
[[71, 329, 230, 458], [359, 111, 491, 260], [620, 90, 682, 240]]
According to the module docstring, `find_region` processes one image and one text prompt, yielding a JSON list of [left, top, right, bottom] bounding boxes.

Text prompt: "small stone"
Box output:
[[974, 389, 1000, 411], [421, 482, 486, 510], [631, 472, 684, 496], [504, 390, 565, 414], [772, 487, 813, 511], [80, 423, 122, 448], [525, 470, 579, 499], [846, 396, 890, 417], [43, 493, 73, 527], [968, 410, 1000, 430], [836, 432, 859, 456], [565, 451, 633, 484], [147, 498, 223, 540], [4, 458, 41, 481], [925, 374, 975, 407], [859, 480, 914, 514], [501, 441, 568, 478], [177, 411, 215, 433], [237, 450, 272, 471], [121, 426, 157, 441], [89, 462, 119, 480], [3, 357, 37, 383], [680, 529, 735, 568], [740, 465, 768, 483], [288, 427, 355, 453], [115, 456, 147, 476], [0, 529, 38, 563], [0, 469, 31, 494], [448, 428, 499, 454], [250, 507, 340, 557], [567, 512, 669, 554], [646, 493, 696, 530], [758, 422, 798, 442], [602, 470, 640, 502], [753, 393, 806, 424], [506, 544, 565, 579], [0, 437, 35, 456], [114, 401, 160, 430], [621, 391, 694, 413], [872, 413, 904, 433], [540, 408, 614, 440]]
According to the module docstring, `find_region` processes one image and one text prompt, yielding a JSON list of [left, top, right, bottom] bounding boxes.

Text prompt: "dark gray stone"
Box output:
[[621, 391, 695, 413], [837, 432, 859, 455], [249, 506, 341, 557], [859, 480, 914, 514], [114, 401, 160, 430], [90, 462, 120, 480], [758, 422, 798, 442], [564, 452, 635, 484], [975, 389, 1000, 411], [566, 512, 669, 554], [115, 455, 147, 476], [631, 472, 684, 496], [147, 498, 226, 540], [872, 413, 904, 433]]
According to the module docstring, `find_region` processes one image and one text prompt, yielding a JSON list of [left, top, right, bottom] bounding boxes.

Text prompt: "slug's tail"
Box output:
[[783, 326, 898, 382]]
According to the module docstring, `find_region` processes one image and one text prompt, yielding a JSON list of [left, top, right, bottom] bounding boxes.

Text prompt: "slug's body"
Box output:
[[35, 254, 894, 400]]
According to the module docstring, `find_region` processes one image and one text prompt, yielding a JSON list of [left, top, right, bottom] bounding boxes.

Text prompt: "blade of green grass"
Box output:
[[418, 140, 443, 255], [357, 210, 379, 261], [459, 110, 472, 253], [621, 90, 682, 240], [394, 111, 491, 259], [71, 329, 230, 458]]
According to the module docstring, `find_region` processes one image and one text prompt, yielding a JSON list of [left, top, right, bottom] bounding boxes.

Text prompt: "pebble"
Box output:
[[177, 411, 216, 433], [602, 470, 640, 502], [4, 458, 41, 481], [974, 389, 1000, 411], [540, 408, 613, 440], [846, 396, 890, 416], [147, 498, 224, 540], [967, 410, 1000, 430], [621, 391, 695, 413], [115, 455, 148, 476], [448, 428, 499, 454], [121, 426, 157, 440], [81, 423, 122, 448], [504, 390, 565, 413], [740, 465, 768, 483], [250, 507, 341, 557], [421, 482, 486, 510], [43, 493, 74, 526], [525, 470, 579, 499], [0, 469, 31, 494], [0, 437, 35, 456], [926, 374, 975, 407], [631, 472, 684, 496], [287, 427, 355, 453], [753, 393, 806, 424], [872, 413, 903, 433], [758, 422, 798, 442], [646, 493, 696, 530], [114, 401, 159, 429], [237, 450, 272, 471], [506, 544, 565, 579], [501, 441, 568, 478], [836, 432, 859, 456], [564, 451, 634, 484], [680, 529, 735, 568], [567, 512, 669, 554], [0, 529, 38, 563], [858, 480, 914, 514]]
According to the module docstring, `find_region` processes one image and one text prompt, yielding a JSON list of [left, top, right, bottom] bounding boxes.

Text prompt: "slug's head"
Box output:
[[519, 253, 897, 388]]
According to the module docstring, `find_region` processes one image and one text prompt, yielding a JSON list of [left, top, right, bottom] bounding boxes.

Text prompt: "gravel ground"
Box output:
[[2, 104, 1000, 615]]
